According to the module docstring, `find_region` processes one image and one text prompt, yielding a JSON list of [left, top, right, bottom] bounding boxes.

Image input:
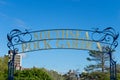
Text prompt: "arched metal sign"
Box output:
[[7, 27, 119, 80]]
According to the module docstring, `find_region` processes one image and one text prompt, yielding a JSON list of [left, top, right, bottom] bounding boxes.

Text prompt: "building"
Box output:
[[14, 54, 22, 70]]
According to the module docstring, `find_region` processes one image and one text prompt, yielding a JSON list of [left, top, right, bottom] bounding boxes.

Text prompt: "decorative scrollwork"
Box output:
[[7, 29, 32, 50], [92, 27, 119, 50]]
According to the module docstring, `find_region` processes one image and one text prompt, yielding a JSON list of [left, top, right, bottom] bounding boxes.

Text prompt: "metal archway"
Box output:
[[7, 27, 119, 80]]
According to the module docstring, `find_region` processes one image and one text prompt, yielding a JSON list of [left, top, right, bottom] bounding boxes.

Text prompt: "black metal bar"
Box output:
[[12, 50, 15, 80], [8, 50, 13, 80], [13, 37, 112, 46], [8, 50, 16, 80], [109, 52, 112, 80], [109, 51, 117, 80], [115, 61, 117, 80]]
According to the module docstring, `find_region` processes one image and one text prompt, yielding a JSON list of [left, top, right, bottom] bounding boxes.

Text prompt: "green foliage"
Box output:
[[117, 64, 120, 80], [62, 70, 79, 80], [14, 68, 53, 80], [81, 72, 110, 80], [117, 64, 120, 73], [117, 73, 120, 80], [90, 72, 109, 80], [47, 70, 65, 80], [0, 55, 8, 80]]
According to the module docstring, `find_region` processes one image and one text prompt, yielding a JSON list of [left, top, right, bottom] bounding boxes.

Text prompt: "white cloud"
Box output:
[[14, 18, 30, 29], [0, 12, 30, 29]]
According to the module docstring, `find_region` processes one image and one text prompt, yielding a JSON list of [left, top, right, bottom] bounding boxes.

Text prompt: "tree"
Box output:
[[0, 55, 8, 80], [81, 72, 110, 80], [63, 69, 80, 80], [85, 46, 111, 72], [47, 70, 65, 80], [14, 67, 53, 80]]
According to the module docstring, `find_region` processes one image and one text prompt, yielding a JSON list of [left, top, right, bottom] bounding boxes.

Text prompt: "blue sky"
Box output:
[[0, 0, 120, 73]]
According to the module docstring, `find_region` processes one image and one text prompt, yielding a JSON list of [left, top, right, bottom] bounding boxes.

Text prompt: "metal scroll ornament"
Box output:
[[7, 29, 32, 50], [92, 27, 119, 50]]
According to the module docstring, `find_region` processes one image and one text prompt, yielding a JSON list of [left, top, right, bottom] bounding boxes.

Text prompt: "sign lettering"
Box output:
[[18, 29, 108, 53]]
